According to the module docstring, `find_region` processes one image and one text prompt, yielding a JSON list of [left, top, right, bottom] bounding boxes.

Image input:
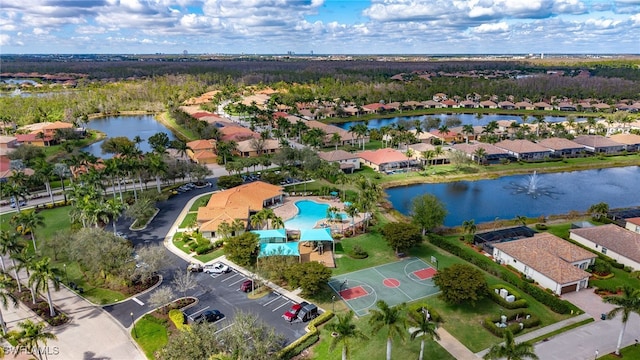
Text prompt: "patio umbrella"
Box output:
[[330, 191, 338, 196]]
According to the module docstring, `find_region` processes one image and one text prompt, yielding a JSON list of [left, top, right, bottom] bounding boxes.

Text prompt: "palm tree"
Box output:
[[0, 272, 18, 334], [474, 147, 487, 165], [345, 203, 359, 234], [331, 132, 342, 150], [603, 286, 640, 355], [11, 319, 57, 360], [271, 216, 285, 230], [53, 162, 71, 203], [28, 257, 61, 317], [483, 329, 538, 360], [409, 308, 440, 360], [0, 231, 25, 293], [326, 310, 368, 360], [462, 219, 477, 243], [11, 210, 44, 252], [515, 215, 528, 226], [31, 158, 55, 206], [368, 300, 406, 360], [1, 171, 30, 213], [103, 198, 126, 235], [588, 202, 609, 221], [462, 124, 475, 144]]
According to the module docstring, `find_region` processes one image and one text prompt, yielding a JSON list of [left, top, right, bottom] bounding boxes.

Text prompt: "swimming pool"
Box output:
[[284, 200, 347, 230]]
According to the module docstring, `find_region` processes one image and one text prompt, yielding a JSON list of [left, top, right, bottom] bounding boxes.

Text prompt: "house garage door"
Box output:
[[561, 283, 578, 294]]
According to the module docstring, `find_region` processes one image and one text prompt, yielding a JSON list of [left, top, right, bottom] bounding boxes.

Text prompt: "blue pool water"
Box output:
[[284, 200, 347, 230]]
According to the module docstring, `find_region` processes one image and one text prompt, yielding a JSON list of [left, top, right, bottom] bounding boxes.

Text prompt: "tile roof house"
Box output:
[[498, 101, 516, 110], [608, 133, 640, 152], [494, 140, 553, 160], [440, 99, 459, 108], [479, 100, 498, 109], [572, 135, 625, 154], [197, 182, 284, 239], [358, 148, 409, 173], [235, 139, 280, 158], [493, 233, 595, 295], [625, 218, 640, 234], [15, 133, 54, 147], [570, 224, 640, 270], [318, 150, 360, 173], [515, 101, 534, 110], [533, 102, 553, 111], [452, 143, 510, 163], [186, 139, 217, 164], [421, 100, 443, 109], [537, 137, 585, 157]]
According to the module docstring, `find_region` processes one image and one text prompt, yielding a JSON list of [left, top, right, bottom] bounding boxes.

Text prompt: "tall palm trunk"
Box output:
[[419, 339, 425, 360], [615, 321, 627, 355], [45, 182, 54, 206], [386, 338, 392, 360], [30, 233, 37, 252], [342, 346, 347, 360], [12, 259, 21, 293], [155, 175, 162, 193], [46, 286, 56, 317], [0, 257, 5, 272], [0, 308, 6, 334]]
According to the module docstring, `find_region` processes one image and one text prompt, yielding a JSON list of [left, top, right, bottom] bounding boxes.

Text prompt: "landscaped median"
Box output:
[[278, 310, 335, 359]]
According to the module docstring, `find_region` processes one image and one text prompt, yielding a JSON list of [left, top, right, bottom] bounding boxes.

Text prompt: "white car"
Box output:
[[203, 263, 230, 274]]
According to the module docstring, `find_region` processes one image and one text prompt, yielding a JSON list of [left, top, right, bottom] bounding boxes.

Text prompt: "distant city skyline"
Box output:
[[1, 0, 639, 55]]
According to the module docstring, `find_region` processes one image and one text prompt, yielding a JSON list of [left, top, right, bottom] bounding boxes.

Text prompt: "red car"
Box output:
[[283, 302, 308, 322]]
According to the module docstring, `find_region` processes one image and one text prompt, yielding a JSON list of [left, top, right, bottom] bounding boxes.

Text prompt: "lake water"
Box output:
[[83, 115, 175, 158], [335, 113, 586, 130], [385, 166, 640, 227]]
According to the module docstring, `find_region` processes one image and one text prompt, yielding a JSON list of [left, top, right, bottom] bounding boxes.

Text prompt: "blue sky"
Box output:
[[1, 0, 639, 54]]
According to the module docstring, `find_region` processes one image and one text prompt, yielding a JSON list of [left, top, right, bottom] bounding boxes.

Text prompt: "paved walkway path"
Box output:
[[1, 259, 145, 360]]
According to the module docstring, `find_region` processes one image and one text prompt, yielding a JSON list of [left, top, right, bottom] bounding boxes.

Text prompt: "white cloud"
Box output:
[[472, 22, 509, 33], [32, 28, 49, 35], [0, 34, 10, 46]]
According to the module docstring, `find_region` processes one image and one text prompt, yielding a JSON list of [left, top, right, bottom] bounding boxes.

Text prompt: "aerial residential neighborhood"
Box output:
[[1, 53, 640, 360]]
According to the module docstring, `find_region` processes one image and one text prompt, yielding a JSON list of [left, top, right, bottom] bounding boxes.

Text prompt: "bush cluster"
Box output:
[[407, 302, 443, 323], [168, 309, 187, 331], [482, 309, 540, 337], [348, 245, 369, 259], [278, 311, 334, 359], [488, 284, 528, 309], [428, 234, 575, 314]]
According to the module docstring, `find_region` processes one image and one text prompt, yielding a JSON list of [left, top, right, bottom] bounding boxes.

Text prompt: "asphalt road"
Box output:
[[102, 179, 308, 345]]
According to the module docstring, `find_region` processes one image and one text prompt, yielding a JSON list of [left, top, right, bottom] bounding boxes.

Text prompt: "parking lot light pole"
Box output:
[[332, 296, 336, 312], [131, 312, 137, 338], [63, 264, 68, 284]]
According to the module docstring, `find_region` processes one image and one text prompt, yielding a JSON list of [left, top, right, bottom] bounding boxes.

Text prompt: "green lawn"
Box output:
[[133, 314, 169, 359], [311, 315, 455, 360], [178, 213, 197, 229], [189, 194, 212, 211], [172, 233, 194, 255], [590, 266, 640, 292], [600, 344, 640, 359], [194, 248, 225, 263]]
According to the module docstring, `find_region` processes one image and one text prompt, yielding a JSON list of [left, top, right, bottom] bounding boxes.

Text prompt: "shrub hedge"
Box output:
[[278, 311, 335, 360], [482, 309, 541, 337], [407, 302, 443, 323], [488, 284, 528, 309], [428, 234, 575, 314], [168, 309, 187, 331]]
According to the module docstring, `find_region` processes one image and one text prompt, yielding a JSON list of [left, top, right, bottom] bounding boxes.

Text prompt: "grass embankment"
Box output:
[[133, 314, 169, 359], [600, 344, 640, 359]]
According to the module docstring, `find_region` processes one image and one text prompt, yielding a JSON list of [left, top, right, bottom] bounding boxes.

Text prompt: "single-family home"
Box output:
[[572, 135, 625, 154], [493, 233, 596, 295], [625, 218, 640, 234], [15, 133, 55, 147], [235, 139, 280, 158], [452, 143, 510, 163], [358, 148, 410, 173], [570, 224, 640, 270], [459, 100, 478, 108], [440, 99, 459, 108], [318, 150, 360, 173], [186, 139, 218, 164], [429, 129, 462, 143], [557, 102, 577, 111], [498, 101, 516, 110], [197, 181, 284, 239], [537, 137, 585, 157], [406, 143, 449, 165], [608, 133, 640, 152], [432, 93, 447, 102], [515, 101, 534, 110], [0, 136, 18, 150], [421, 100, 443, 109], [494, 140, 553, 160], [479, 100, 497, 109], [533, 102, 553, 111]]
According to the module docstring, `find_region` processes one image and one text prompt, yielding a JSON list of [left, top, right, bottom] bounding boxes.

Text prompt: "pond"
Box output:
[[385, 166, 640, 227], [335, 113, 587, 130], [82, 115, 176, 158]]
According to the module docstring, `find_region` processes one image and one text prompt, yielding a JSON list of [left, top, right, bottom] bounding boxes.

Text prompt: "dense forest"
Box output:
[[1, 58, 639, 126]]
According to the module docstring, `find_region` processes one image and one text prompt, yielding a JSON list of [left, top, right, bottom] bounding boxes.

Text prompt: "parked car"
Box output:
[[193, 310, 224, 323], [240, 279, 253, 292], [10, 200, 27, 208], [297, 303, 318, 322], [203, 263, 230, 274], [187, 263, 203, 272], [283, 301, 309, 322], [115, 232, 128, 239]]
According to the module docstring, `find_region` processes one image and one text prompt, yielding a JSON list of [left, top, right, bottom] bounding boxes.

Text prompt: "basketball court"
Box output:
[[328, 257, 440, 316]]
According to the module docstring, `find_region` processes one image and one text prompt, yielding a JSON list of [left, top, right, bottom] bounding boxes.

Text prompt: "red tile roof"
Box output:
[[358, 148, 408, 165], [571, 224, 640, 263]]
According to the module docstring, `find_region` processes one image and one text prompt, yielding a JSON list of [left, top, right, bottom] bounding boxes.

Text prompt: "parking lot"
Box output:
[[181, 265, 309, 345]]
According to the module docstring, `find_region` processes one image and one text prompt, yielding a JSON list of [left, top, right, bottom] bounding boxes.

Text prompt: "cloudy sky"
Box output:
[[1, 0, 639, 55]]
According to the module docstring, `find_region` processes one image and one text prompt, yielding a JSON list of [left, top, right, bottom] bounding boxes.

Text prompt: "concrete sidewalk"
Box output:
[[2, 258, 145, 360]]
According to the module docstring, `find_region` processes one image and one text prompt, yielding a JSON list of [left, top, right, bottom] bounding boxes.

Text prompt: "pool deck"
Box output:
[[273, 195, 366, 233]]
